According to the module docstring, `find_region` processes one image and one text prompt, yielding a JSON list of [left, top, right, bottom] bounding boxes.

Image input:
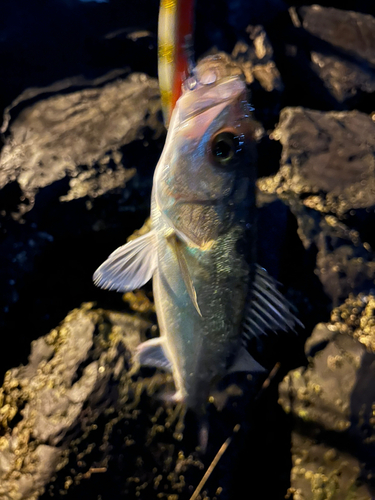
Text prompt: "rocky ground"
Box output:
[[1, 0, 375, 499]]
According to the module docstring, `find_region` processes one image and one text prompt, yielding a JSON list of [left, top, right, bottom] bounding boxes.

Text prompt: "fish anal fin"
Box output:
[[228, 347, 266, 374], [135, 337, 173, 372]]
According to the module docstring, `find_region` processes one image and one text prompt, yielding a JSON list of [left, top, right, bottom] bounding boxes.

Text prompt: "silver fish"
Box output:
[[93, 55, 300, 415]]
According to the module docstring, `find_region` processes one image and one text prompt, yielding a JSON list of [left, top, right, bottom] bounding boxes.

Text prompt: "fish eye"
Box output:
[[211, 132, 241, 165]]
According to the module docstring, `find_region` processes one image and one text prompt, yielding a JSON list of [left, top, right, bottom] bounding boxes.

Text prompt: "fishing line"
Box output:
[[189, 424, 240, 500], [188, 362, 281, 500]]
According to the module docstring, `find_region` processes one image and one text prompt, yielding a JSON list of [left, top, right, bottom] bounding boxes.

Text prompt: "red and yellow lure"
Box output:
[[158, 0, 196, 127]]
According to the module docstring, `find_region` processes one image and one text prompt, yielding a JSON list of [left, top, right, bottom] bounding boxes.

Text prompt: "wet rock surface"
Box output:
[[2, 0, 375, 499], [0, 303, 150, 499], [266, 107, 375, 204], [0, 72, 161, 216], [258, 107, 375, 307], [266, 5, 375, 111], [0, 71, 165, 375], [0, 303, 276, 500], [298, 6, 375, 109], [279, 296, 375, 498]]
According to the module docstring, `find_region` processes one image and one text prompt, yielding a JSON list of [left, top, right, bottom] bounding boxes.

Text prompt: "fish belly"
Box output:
[[152, 207, 249, 411]]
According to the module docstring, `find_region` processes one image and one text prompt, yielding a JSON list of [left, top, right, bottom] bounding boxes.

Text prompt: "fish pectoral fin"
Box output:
[[228, 347, 266, 374], [168, 233, 202, 317], [135, 337, 173, 371], [93, 230, 157, 292], [241, 264, 304, 340]]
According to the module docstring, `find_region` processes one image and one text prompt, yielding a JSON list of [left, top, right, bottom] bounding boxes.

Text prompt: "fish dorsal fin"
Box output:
[[242, 265, 303, 340], [93, 230, 157, 292], [168, 233, 202, 317], [135, 337, 173, 371]]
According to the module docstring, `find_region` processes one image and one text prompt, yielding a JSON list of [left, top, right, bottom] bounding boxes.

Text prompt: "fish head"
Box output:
[[154, 54, 257, 248]]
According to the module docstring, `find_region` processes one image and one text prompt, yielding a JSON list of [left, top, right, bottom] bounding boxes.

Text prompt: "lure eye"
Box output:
[[211, 132, 241, 165]]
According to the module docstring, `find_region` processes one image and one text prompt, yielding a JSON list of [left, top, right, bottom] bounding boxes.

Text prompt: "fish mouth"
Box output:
[[178, 75, 246, 124]]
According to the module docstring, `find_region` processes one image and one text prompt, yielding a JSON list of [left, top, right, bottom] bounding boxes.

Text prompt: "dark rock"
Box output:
[[272, 5, 375, 112], [285, 433, 371, 500], [0, 72, 165, 376], [0, 0, 159, 117], [258, 107, 375, 305], [0, 72, 161, 212], [0, 303, 151, 499], [298, 6, 375, 110], [231, 25, 284, 128], [279, 294, 375, 499], [266, 107, 375, 209], [300, 6, 375, 66], [0, 302, 278, 500], [263, 5, 375, 112], [283, 0, 375, 17], [315, 221, 375, 305]]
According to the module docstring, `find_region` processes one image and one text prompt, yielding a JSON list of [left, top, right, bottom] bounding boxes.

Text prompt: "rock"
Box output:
[[0, 72, 165, 376], [0, 0, 160, 117], [298, 6, 375, 109], [0, 301, 278, 500], [261, 107, 375, 212], [279, 294, 375, 499], [265, 5, 375, 112], [232, 25, 284, 128], [232, 25, 283, 91], [0, 303, 151, 500], [258, 107, 375, 306], [296, 0, 375, 17], [300, 6, 375, 64], [286, 433, 371, 500], [315, 221, 375, 305], [0, 72, 161, 213]]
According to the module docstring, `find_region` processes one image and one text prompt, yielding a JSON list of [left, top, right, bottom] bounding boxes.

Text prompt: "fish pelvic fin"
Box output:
[[135, 336, 173, 371], [136, 338, 187, 404], [93, 230, 157, 292], [167, 232, 202, 317], [241, 264, 303, 341]]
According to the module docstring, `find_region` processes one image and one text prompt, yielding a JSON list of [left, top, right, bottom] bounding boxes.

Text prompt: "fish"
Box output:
[[93, 53, 301, 417]]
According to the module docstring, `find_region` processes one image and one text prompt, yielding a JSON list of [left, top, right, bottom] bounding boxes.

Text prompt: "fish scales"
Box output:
[[152, 201, 255, 412]]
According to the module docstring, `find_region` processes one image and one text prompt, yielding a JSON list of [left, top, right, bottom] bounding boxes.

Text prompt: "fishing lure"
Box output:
[[158, 0, 195, 126]]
